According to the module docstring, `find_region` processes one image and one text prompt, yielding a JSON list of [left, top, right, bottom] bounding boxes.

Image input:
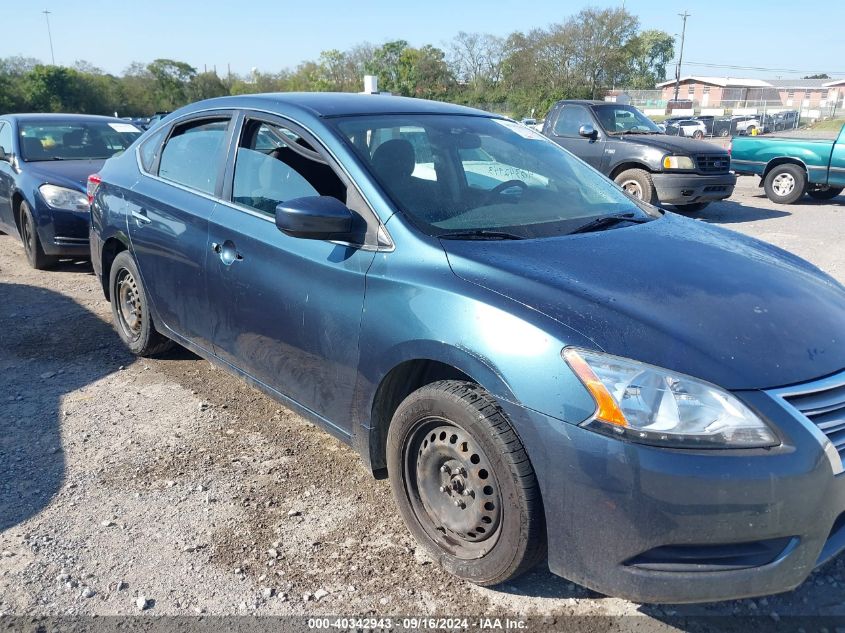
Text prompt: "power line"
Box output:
[[678, 61, 845, 76]]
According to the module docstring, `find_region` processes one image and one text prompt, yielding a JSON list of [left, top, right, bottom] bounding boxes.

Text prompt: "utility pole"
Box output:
[[42, 10, 55, 65], [673, 11, 691, 102]]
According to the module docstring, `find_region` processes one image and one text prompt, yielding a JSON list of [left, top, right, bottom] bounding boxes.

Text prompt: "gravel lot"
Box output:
[[1, 176, 845, 630]]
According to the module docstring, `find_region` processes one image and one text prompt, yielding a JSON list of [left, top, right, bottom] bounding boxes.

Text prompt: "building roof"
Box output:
[[767, 79, 841, 89], [655, 76, 772, 88], [656, 76, 845, 90]]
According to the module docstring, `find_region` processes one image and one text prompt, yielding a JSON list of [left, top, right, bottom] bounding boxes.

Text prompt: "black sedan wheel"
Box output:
[[387, 380, 546, 586], [109, 251, 174, 356], [18, 201, 56, 270]]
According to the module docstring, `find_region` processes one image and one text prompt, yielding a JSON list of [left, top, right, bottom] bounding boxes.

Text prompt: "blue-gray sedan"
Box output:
[[88, 94, 845, 603]]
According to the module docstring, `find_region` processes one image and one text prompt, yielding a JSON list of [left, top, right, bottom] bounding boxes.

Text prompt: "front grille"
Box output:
[[774, 371, 845, 469], [696, 154, 731, 173]]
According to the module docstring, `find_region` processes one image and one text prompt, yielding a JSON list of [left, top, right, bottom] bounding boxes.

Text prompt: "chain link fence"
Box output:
[[607, 85, 845, 136]]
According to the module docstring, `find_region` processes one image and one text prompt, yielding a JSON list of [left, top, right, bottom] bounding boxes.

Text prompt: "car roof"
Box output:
[[177, 93, 496, 119], [0, 113, 129, 124], [556, 99, 609, 107]]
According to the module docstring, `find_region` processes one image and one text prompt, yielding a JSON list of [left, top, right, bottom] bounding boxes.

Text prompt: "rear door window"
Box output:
[[158, 118, 230, 195]]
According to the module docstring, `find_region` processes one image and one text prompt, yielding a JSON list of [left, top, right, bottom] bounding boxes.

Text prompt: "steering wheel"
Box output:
[[485, 179, 528, 203]]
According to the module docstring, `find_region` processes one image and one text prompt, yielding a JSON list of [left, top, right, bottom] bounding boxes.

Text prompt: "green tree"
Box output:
[[147, 58, 197, 110], [626, 30, 675, 89]]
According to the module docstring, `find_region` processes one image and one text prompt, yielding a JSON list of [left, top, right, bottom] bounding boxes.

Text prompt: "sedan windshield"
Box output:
[[333, 114, 656, 239], [18, 120, 142, 162], [592, 105, 662, 135]]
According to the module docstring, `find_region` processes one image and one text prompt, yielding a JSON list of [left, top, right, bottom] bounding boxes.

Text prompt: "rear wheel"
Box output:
[[109, 251, 174, 356], [807, 187, 843, 201], [613, 168, 657, 204], [387, 380, 546, 586], [763, 164, 806, 204], [692, 130, 704, 139], [18, 200, 56, 270]]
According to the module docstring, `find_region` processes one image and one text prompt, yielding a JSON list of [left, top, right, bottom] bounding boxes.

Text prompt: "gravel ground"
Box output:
[[1, 176, 845, 631]]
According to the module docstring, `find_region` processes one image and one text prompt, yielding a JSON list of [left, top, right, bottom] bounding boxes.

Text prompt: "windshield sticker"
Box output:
[[109, 123, 141, 134], [493, 119, 546, 140]]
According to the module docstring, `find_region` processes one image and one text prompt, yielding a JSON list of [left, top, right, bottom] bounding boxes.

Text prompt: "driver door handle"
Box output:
[[131, 209, 151, 225]]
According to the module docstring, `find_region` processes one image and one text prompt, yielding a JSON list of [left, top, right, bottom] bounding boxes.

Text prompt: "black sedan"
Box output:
[[0, 114, 141, 268]]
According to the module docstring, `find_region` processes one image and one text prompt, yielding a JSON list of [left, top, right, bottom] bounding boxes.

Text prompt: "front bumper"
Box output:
[[651, 172, 737, 205], [500, 386, 845, 604], [35, 205, 91, 258]]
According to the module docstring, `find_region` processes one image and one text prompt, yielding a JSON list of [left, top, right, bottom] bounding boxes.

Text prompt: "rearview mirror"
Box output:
[[578, 124, 598, 140], [275, 196, 354, 240]]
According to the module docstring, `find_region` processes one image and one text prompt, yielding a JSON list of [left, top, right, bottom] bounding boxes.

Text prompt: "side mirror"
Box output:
[[0, 147, 9, 162], [275, 195, 354, 240], [578, 124, 598, 140]]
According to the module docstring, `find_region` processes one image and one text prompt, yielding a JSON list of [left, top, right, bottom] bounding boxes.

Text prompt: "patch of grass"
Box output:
[[805, 118, 845, 132]]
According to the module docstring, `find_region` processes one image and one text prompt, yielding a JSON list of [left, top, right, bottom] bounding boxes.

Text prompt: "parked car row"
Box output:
[[658, 111, 801, 138], [1, 95, 845, 605]]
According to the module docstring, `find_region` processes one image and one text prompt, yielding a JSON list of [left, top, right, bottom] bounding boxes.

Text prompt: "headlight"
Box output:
[[662, 155, 695, 170], [39, 184, 89, 211], [563, 348, 778, 448]]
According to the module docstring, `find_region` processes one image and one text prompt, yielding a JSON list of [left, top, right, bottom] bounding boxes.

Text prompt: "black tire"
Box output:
[[18, 200, 56, 270], [387, 380, 546, 586], [109, 250, 174, 356], [719, 128, 730, 137], [763, 164, 807, 204], [692, 130, 704, 139], [746, 125, 757, 136], [673, 202, 710, 212], [807, 187, 843, 201], [614, 168, 658, 204]]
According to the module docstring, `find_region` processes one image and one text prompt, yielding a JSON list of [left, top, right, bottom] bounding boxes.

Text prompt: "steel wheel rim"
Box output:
[[620, 179, 644, 199], [404, 417, 503, 559], [115, 268, 143, 340], [772, 173, 795, 196]]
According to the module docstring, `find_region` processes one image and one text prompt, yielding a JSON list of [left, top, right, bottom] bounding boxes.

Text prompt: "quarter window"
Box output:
[[138, 127, 168, 173], [0, 123, 12, 157], [232, 121, 346, 216], [158, 118, 229, 194]]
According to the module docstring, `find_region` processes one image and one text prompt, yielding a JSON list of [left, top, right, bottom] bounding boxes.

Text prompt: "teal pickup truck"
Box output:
[[730, 124, 845, 203]]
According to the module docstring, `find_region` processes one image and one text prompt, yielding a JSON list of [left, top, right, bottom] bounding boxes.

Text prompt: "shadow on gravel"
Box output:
[[50, 258, 94, 275], [0, 281, 134, 532], [492, 565, 603, 600], [674, 201, 791, 224]]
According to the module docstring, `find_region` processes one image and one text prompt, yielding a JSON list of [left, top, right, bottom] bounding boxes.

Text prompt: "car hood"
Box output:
[[24, 159, 106, 192], [442, 213, 845, 390], [616, 134, 725, 155]]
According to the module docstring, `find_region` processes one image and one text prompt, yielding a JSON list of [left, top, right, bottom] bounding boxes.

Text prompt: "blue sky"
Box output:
[[4, 0, 844, 79]]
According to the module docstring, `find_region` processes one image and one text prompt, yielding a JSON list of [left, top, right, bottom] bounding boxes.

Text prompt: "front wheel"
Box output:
[[807, 187, 843, 201], [19, 201, 56, 270], [387, 381, 546, 586], [763, 164, 807, 204], [109, 251, 174, 356], [613, 168, 658, 204]]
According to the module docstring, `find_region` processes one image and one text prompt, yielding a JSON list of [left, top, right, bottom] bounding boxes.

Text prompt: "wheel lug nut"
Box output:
[[454, 500, 464, 508], [439, 486, 446, 493], [462, 489, 471, 496], [440, 465, 449, 473]]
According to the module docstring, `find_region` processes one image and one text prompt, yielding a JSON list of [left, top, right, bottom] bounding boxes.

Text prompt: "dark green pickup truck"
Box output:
[[730, 124, 845, 203]]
